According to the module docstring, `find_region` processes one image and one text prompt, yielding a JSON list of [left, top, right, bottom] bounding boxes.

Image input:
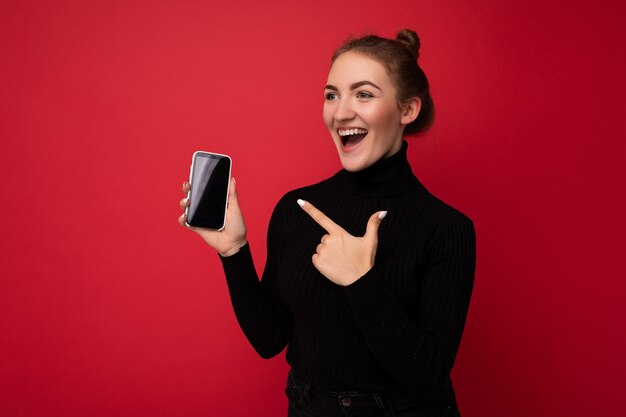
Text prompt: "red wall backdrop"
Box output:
[[1, 1, 625, 416]]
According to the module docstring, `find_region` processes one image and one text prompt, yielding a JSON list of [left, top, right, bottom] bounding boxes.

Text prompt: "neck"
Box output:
[[330, 140, 421, 198]]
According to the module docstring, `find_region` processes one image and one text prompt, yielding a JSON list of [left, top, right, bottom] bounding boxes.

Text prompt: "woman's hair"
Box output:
[[331, 29, 434, 136]]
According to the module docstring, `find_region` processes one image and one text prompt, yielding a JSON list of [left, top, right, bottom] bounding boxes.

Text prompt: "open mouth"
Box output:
[[338, 128, 368, 148]]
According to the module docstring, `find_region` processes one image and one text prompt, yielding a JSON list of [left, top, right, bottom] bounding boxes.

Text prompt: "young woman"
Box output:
[[179, 29, 476, 417]]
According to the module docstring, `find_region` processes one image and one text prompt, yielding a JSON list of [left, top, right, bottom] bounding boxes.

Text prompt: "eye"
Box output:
[[355, 91, 374, 99], [324, 91, 339, 100]]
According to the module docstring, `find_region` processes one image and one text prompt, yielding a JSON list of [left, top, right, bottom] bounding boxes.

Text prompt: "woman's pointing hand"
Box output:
[[297, 199, 387, 286]]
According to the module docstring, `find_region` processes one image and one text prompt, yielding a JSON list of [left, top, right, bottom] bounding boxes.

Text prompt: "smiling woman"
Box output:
[[179, 29, 475, 417], [323, 52, 418, 172], [323, 30, 433, 172]]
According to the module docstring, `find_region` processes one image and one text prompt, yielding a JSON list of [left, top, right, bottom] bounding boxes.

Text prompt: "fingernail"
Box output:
[[233, 177, 236, 184], [378, 211, 388, 220], [297, 199, 305, 207], [184, 198, 189, 204]]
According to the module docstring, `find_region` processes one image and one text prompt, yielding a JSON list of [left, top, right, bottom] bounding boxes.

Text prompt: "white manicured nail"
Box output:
[[378, 211, 388, 220], [297, 199, 305, 207]]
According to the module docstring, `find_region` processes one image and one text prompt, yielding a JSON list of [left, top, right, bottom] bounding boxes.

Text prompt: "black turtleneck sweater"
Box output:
[[219, 140, 476, 407]]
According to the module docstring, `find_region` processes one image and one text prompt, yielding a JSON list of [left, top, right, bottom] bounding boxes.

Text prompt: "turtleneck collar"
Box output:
[[329, 139, 422, 198]]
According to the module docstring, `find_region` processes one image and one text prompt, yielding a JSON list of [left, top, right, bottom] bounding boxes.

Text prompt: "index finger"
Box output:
[[297, 199, 343, 234]]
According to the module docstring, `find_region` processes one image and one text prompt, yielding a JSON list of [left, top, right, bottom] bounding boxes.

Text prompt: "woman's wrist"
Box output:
[[219, 240, 248, 257]]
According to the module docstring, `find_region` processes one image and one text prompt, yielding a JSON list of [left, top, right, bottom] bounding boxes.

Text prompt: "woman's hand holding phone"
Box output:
[[179, 177, 248, 257]]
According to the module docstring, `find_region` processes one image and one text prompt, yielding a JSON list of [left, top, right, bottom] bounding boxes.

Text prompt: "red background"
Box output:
[[1, 1, 625, 416]]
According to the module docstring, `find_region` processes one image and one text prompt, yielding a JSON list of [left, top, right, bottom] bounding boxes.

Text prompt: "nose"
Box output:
[[334, 97, 355, 122]]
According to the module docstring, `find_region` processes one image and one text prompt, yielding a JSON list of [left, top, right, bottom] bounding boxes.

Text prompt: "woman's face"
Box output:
[[323, 51, 418, 172]]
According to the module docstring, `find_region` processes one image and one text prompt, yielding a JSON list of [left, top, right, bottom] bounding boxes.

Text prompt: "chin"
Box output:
[[332, 137, 376, 172], [338, 154, 372, 172], [340, 161, 361, 172]]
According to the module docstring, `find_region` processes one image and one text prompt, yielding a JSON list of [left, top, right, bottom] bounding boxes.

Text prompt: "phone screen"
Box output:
[[186, 151, 231, 230]]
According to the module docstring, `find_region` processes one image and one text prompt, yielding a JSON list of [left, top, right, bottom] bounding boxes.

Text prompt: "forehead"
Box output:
[[326, 52, 391, 87]]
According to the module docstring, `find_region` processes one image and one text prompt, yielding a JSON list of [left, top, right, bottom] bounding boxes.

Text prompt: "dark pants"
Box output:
[[285, 371, 457, 417]]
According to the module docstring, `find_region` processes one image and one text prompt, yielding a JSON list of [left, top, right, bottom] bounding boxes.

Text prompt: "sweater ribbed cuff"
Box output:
[[342, 267, 409, 338], [218, 240, 251, 262], [217, 241, 259, 287], [342, 267, 382, 296]]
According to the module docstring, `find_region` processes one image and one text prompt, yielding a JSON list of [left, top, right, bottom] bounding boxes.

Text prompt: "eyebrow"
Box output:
[[324, 80, 382, 91]]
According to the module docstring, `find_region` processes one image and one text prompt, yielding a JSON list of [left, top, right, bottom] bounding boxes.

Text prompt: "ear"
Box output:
[[400, 97, 421, 126]]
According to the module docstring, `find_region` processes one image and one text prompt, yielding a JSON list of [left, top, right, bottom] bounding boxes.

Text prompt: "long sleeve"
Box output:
[[218, 196, 293, 359], [342, 214, 476, 395]]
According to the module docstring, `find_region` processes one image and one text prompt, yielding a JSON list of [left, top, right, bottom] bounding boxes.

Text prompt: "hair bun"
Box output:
[[396, 29, 420, 59]]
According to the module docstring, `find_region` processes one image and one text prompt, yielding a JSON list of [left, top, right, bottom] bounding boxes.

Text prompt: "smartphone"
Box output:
[[185, 151, 232, 230]]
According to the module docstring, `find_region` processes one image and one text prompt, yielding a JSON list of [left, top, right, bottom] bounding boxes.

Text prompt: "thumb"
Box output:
[[364, 211, 387, 244], [227, 177, 240, 209]]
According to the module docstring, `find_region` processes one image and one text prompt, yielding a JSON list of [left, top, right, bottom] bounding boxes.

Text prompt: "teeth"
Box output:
[[338, 128, 368, 136]]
